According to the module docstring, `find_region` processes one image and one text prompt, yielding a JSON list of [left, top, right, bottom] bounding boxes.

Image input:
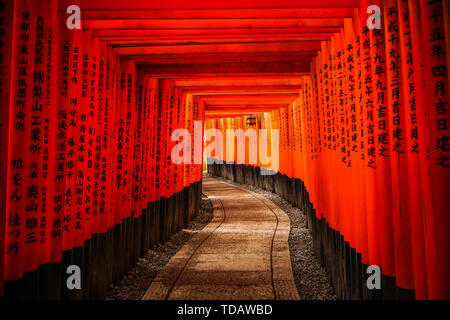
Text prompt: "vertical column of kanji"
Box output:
[[319, 43, 330, 226], [310, 69, 316, 209], [131, 73, 141, 220], [333, 35, 344, 239], [306, 75, 316, 214], [369, 1, 396, 287], [336, 32, 350, 242], [286, 105, 292, 177], [173, 84, 181, 201], [290, 101, 296, 178], [143, 78, 152, 214], [48, 4, 65, 268], [85, 37, 102, 298], [298, 83, 308, 199], [284, 107, 290, 176], [149, 79, 158, 208], [193, 96, 201, 184], [147, 77, 159, 240], [174, 87, 183, 199], [154, 80, 165, 202], [80, 32, 93, 244], [309, 72, 318, 211], [139, 78, 147, 216], [344, 26, 356, 247], [345, 18, 362, 253], [327, 38, 339, 231], [291, 100, 299, 180], [296, 82, 306, 195], [89, 38, 100, 238], [141, 77, 152, 249], [166, 80, 175, 205], [195, 97, 203, 183], [126, 61, 137, 267], [148, 78, 156, 203], [105, 45, 117, 237], [292, 100, 298, 181], [322, 41, 332, 226], [112, 61, 125, 280], [359, 0, 381, 269], [96, 42, 109, 237], [147, 78, 157, 208], [345, 14, 368, 263], [99, 42, 112, 238], [331, 34, 342, 237], [133, 73, 146, 221], [285, 105, 292, 178], [131, 72, 144, 260], [316, 55, 327, 220], [27, 0, 51, 275], [103, 45, 117, 289], [114, 64, 126, 233], [402, 0, 428, 299], [420, 0, 450, 300], [311, 70, 322, 220], [383, 0, 414, 293], [313, 53, 325, 220], [150, 78, 158, 239], [41, 12, 59, 269], [165, 80, 174, 199], [124, 60, 135, 247], [109, 50, 120, 240], [177, 88, 186, 197], [22, 0, 42, 280], [299, 84, 310, 203], [62, 25, 82, 256], [397, 0, 427, 299], [296, 97, 303, 181], [183, 94, 192, 187], [4, 0, 37, 285], [0, 0, 13, 296], [351, 11, 370, 267], [156, 79, 169, 240]]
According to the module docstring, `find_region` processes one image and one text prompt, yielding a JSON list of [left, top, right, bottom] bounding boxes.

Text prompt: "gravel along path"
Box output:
[[105, 194, 214, 300], [212, 175, 337, 300]]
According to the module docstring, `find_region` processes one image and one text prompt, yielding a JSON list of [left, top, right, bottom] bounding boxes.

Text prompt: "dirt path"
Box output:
[[142, 176, 299, 300]]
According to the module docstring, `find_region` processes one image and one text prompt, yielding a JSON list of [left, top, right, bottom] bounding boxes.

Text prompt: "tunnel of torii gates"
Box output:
[[0, 0, 448, 301]]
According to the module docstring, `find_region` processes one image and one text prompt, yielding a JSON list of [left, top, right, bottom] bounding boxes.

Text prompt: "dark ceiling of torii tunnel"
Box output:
[[58, 0, 361, 118]]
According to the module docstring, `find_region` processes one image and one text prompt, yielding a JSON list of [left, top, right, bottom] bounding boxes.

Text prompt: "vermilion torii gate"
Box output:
[[0, 0, 449, 300]]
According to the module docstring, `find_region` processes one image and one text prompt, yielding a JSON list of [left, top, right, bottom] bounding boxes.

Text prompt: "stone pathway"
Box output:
[[142, 176, 299, 300]]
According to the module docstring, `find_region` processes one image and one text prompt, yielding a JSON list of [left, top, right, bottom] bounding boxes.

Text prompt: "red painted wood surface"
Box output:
[[0, 0, 448, 300]]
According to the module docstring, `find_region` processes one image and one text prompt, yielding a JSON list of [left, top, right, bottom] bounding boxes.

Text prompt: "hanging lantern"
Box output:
[[246, 115, 256, 126]]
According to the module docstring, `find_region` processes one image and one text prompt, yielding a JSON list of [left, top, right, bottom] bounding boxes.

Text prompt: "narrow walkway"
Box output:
[[142, 176, 299, 300]]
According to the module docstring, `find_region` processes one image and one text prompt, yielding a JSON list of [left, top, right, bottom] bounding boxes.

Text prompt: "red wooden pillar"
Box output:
[[5, 0, 37, 282], [359, 0, 381, 268], [384, 0, 414, 292], [419, 0, 450, 300], [369, 0, 395, 283], [0, 0, 14, 295]]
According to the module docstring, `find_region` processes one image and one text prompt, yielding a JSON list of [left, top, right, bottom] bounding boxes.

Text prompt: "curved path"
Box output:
[[142, 176, 299, 300]]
